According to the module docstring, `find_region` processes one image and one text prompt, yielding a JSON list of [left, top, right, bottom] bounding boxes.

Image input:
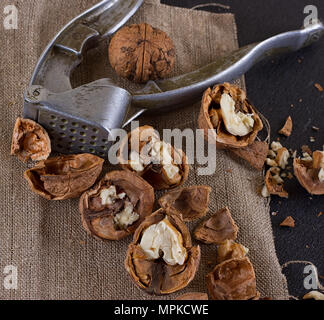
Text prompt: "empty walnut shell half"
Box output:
[[125, 209, 201, 295], [11, 118, 51, 162], [158, 186, 211, 222], [294, 155, 324, 195], [24, 154, 104, 200], [198, 83, 263, 149], [176, 292, 209, 300], [117, 125, 189, 190], [109, 23, 175, 83], [80, 170, 154, 241], [216, 240, 248, 264], [194, 207, 238, 245], [206, 257, 257, 300]]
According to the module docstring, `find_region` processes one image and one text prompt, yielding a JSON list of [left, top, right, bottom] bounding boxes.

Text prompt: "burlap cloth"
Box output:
[[0, 0, 289, 300]]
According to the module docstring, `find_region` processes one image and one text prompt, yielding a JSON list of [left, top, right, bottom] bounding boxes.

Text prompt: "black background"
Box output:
[[162, 0, 324, 298]]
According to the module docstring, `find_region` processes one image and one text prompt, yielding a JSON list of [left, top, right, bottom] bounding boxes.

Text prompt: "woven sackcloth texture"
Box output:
[[0, 0, 288, 299]]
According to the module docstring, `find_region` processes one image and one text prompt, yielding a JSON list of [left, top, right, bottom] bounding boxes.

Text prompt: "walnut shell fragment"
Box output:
[[109, 23, 175, 83], [217, 240, 249, 264], [198, 83, 263, 149], [194, 207, 238, 245], [265, 168, 289, 198], [206, 257, 257, 300], [125, 209, 201, 295], [11, 118, 51, 162], [280, 216, 295, 228], [278, 116, 293, 137], [294, 156, 324, 195], [176, 292, 208, 300], [24, 154, 104, 200], [230, 141, 268, 171], [117, 125, 189, 190], [80, 170, 154, 241], [158, 186, 211, 222]]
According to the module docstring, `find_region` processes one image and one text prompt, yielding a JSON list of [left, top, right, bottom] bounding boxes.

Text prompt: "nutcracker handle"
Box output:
[[131, 22, 324, 113]]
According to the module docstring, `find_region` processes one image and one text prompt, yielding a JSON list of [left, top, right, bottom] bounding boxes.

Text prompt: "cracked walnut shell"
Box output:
[[198, 83, 263, 149], [117, 125, 189, 190], [24, 154, 104, 200], [294, 156, 324, 195], [109, 23, 175, 83], [206, 257, 257, 300], [265, 168, 289, 198], [230, 141, 268, 171], [158, 185, 211, 222], [80, 170, 154, 241], [11, 118, 51, 162], [217, 240, 248, 264], [194, 207, 238, 245], [125, 209, 200, 295]]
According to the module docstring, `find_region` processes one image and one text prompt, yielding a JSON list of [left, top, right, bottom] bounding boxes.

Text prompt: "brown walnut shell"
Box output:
[[109, 23, 175, 83], [158, 185, 211, 222], [265, 168, 289, 198], [216, 240, 248, 264], [80, 170, 154, 241], [206, 257, 257, 300], [194, 207, 238, 245], [198, 83, 263, 149], [176, 292, 208, 300], [125, 209, 201, 295], [117, 125, 189, 190], [11, 118, 51, 162], [230, 141, 268, 171], [278, 116, 293, 137], [24, 154, 104, 200], [293, 158, 324, 195]]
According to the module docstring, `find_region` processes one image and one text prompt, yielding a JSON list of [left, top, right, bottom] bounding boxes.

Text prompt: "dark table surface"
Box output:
[[162, 0, 324, 299]]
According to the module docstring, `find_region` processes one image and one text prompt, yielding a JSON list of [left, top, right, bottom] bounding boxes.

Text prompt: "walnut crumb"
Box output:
[[279, 116, 293, 137], [314, 83, 323, 92], [280, 216, 295, 228], [312, 126, 320, 131]]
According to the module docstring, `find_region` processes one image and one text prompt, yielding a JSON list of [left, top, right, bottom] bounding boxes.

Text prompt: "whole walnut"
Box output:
[[109, 23, 176, 83]]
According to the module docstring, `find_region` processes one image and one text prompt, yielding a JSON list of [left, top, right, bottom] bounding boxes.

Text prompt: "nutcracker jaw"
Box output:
[[23, 0, 143, 156]]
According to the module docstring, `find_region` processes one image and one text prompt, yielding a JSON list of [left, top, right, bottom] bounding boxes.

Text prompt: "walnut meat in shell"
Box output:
[[198, 83, 263, 149], [80, 170, 154, 241], [24, 154, 104, 200], [194, 207, 238, 245], [11, 118, 51, 162], [206, 257, 257, 300], [294, 155, 324, 195], [158, 186, 211, 222], [265, 167, 289, 198], [109, 23, 175, 83], [125, 209, 201, 295], [117, 125, 189, 190]]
